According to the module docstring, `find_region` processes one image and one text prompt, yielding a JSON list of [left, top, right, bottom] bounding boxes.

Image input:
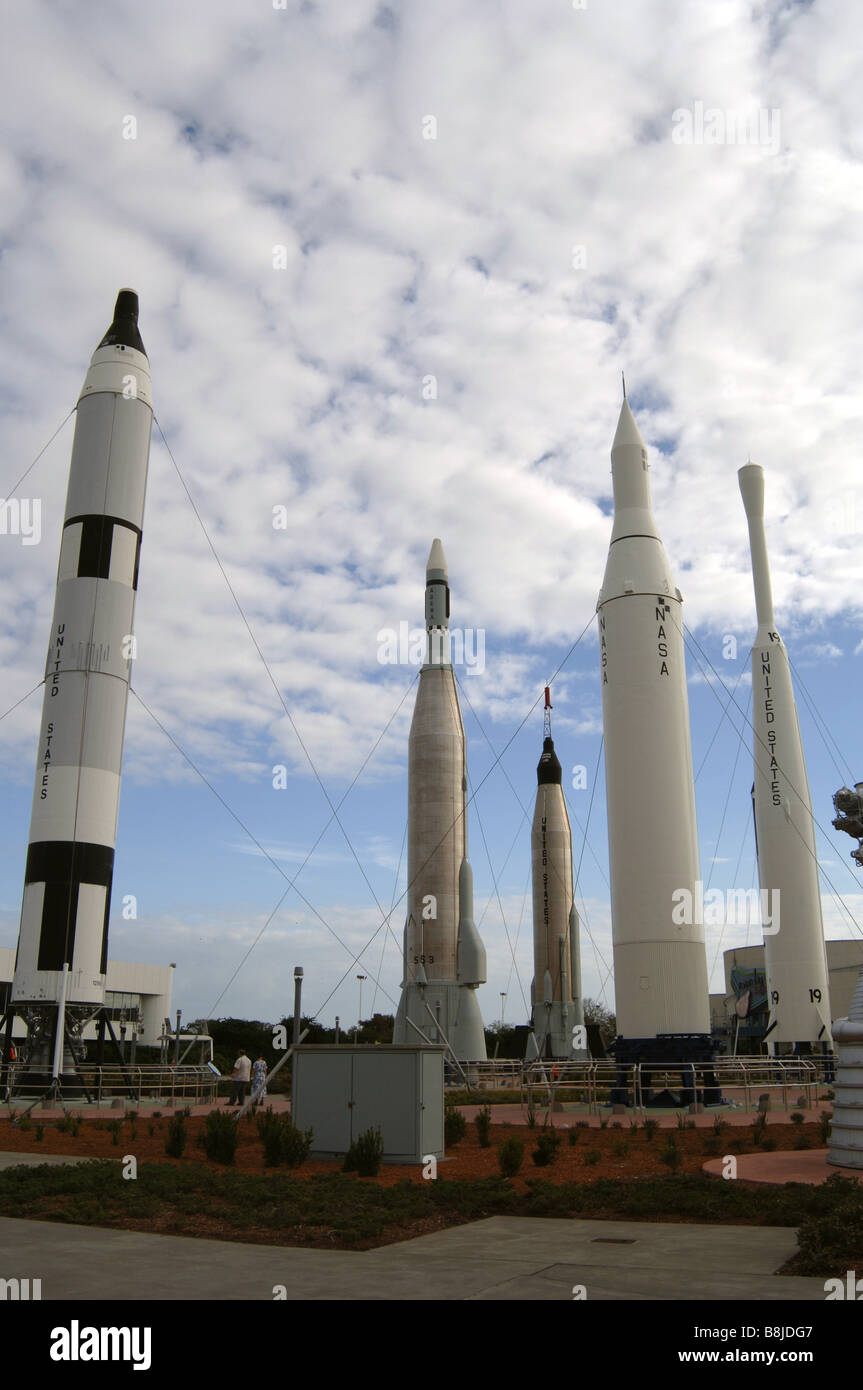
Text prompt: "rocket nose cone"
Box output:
[[611, 397, 645, 458], [738, 462, 765, 519], [427, 537, 448, 578], [537, 736, 562, 785], [98, 288, 146, 355]]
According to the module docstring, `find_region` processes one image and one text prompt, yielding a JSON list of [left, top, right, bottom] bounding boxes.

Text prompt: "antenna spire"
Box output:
[[622, 370, 626, 400], [543, 685, 552, 740]]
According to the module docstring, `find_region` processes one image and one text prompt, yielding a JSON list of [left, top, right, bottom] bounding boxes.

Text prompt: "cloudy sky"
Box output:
[[1, 0, 862, 1034]]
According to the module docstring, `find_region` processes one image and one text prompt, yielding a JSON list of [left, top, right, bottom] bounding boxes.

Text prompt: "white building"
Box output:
[[0, 948, 172, 1047]]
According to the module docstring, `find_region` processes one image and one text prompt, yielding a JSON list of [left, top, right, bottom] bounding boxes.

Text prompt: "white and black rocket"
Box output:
[[597, 398, 712, 1061], [739, 463, 832, 1053], [393, 540, 487, 1060], [11, 290, 153, 1060], [530, 703, 587, 1060]]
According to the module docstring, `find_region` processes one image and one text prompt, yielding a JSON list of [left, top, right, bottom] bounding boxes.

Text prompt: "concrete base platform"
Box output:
[[704, 1148, 863, 1185], [0, 1212, 825, 1301]]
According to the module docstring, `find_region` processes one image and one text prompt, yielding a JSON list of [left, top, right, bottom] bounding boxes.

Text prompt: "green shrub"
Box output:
[[567, 1127, 579, 1146], [576, 1120, 590, 1129], [444, 1107, 467, 1147], [498, 1136, 524, 1178], [165, 1114, 186, 1159], [643, 1118, 659, 1141], [474, 1106, 492, 1148], [257, 1109, 312, 1168], [599, 1114, 609, 1129], [35, 1125, 44, 1142], [343, 1126, 383, 1177], [202, 1110, 237, 1165], [611, 1139, 630, 1158], [148, 1124, 155, 1138], [583, 1149, 601, 1166], [531, 1128, 561, 1167], [701, 1135, 721, 1157], [110, 1120, 122, 1146], [610, 1121, 622, 1130], [712, 1113, 726, 1135], [820, 1111, 832, 1144], [675, 1111, 686, 1129], [790, 1112, 805, 1125], [790, 1176, 863, 1275], [793, 1135, 812, 1151], [17, 1114, 32, 1133], [760, 1136, 778, 1151], [660, 1138, 682, 1170], [280, 1121, 313, 1169], [128, 1111, 138, 1124]]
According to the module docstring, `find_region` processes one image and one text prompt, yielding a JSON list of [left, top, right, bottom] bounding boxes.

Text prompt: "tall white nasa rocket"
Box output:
[[738, 464, 832, 1053], [11, 290, 153, 1073], [597, 397, 711, 1061], [393, 540, 487, 1060], [530, 693, 586, 1059]]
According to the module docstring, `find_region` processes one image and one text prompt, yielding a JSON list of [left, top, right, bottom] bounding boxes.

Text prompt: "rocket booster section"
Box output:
[[597, 399, 711, 1050], [738, 464, 832, 1052], [393, 540, 487, 1061], [530, 731, 586, 1059], [12, 290, 153, 1011]]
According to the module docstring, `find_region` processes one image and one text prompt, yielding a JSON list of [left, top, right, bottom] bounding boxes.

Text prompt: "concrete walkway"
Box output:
[[0, 1211, 824, 1301]]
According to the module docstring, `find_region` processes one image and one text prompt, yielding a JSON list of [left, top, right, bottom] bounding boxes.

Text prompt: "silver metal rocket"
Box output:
[[738, 463, 832, 1053], [597, 398, 711, 1058], [393, 540, 487, 1060], [530, 692, 586, 1059], [11, 290, 153, 1069]]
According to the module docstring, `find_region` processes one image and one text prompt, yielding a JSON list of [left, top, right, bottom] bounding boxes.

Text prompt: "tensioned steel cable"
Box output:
[[154, 415, 400, 945], [1, 410, 75, 501], [129, 686, 407, 1018], [684, 624, 863, 939]]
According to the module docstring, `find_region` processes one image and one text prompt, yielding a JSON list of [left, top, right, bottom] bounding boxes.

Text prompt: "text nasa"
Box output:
[[599, 599, 674, 686], [50, 1321, 151, 1370]]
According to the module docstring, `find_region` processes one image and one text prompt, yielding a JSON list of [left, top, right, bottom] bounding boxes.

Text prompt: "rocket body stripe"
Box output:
[[12, 292, 152, 1011], [739, 464, 832, 1050], [597, 400, 710, 1042], [393, 540, 487, 1060]]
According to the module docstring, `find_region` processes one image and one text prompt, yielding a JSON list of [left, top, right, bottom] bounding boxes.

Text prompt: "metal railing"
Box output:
[[3, 1063, 219, 1106], [445, 1055, 835, 1117]]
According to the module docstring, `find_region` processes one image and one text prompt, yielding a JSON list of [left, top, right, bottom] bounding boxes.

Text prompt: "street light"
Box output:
[[355, 975, 367, 1043], [495, 992, 507, 1058]]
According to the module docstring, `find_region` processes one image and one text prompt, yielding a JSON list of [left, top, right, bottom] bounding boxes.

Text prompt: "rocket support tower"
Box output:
[[393, 541, 487, 1061], [8, 290, 153, 1080], [739, 464, 832, 1054], [597, 399, 712, 1065]]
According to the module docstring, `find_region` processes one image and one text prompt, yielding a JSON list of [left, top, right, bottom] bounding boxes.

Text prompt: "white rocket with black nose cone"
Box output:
[[738, 464, 832, 1053], [393, 540, 487, 1061], [597, 397, 711, 1061], [11, 290, 153, 1066], [530, 692, 587, 1059]]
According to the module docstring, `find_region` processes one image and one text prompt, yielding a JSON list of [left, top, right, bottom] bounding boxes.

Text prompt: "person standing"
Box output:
[[228, 1049, 251, 1106], [251, 1053, 268, 1106]]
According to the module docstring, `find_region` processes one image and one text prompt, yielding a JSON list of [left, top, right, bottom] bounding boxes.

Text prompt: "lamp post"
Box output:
[[494, 992, 507, 1058]]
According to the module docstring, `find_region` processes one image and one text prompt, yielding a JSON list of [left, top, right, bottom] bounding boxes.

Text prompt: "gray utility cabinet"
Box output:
[[292, 1045, 445, 1163]]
